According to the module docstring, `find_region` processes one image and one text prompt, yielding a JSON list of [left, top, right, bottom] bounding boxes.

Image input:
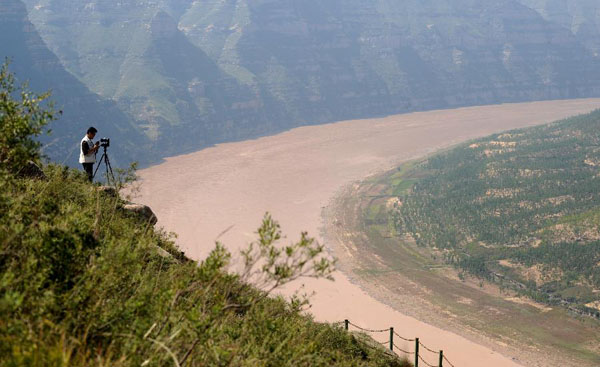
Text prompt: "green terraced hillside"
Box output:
[[388, 110, 600, 315]]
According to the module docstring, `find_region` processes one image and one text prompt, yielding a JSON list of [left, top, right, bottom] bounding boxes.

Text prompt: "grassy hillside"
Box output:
[[0, 167, 410, 366], [0, 67, 409, 367], [386, 110, 600, 314]]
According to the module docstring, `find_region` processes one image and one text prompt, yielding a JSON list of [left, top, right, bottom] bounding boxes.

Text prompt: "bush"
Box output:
[[0, 61, 55, 174]]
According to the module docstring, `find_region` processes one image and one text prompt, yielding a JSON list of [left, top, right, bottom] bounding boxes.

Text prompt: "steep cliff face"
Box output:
[[518, 0, 600, 55], [188, 0, 600, 120], [12, 0, 600, 162], [113, 9, 271, 150], [0, 0, 149, 166], [19, 0, 287, 152]]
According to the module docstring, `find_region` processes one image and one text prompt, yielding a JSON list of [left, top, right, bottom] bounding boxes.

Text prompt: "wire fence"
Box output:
[[338, 319, 456, 367]]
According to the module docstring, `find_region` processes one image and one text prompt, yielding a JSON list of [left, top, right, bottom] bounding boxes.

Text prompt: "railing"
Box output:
[[336, 319, 456, 367]]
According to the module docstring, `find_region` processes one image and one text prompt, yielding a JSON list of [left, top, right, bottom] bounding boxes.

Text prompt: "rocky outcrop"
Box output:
[[118, 202, 188, 262], [122, 203, 158, 226]]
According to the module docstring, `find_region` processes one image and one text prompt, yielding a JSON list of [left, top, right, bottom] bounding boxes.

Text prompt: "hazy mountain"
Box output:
[[0, 0, 150, 167], [181, 0, 600, 111], [19, 0, 288, 154], [13, 0, 600, 162], [519, 0, 600, 56]]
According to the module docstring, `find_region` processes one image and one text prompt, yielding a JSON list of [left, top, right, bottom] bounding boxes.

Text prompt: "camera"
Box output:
[[100, 137, 110, 148]]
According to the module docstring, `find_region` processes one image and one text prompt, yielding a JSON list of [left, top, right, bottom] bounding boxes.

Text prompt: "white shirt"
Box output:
[[79, 136, 96, 164]]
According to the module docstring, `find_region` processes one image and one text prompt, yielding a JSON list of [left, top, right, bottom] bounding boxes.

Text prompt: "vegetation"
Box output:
[[0, 61, 54, 174], [0, 66, 410, 366], [388, 110, 600, 315]]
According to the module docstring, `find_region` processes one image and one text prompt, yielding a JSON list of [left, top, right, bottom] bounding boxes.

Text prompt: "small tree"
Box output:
[[0, 60, 55, 173], [236, 213, 336, 308]]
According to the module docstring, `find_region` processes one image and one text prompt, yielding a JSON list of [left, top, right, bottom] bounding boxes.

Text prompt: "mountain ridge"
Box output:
[[0, 0, 150, 167], [11, 0, 600, 163]]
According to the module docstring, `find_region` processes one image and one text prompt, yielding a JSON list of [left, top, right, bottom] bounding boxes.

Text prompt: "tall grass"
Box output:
[[0, 61, 410, 367], [0, 167, 411, 367]]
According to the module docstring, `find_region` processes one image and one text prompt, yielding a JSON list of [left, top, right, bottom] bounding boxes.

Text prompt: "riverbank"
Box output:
[[323, 170, 600, 367], [137, 99, 600, 367]]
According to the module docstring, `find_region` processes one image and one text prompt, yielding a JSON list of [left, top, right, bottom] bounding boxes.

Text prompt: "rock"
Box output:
[[19, 161, 46, 179], [122, 204, 158, 225], [153, 245, 189, 263], [96, 185, 117, 197], [155, 245, 175, 260]]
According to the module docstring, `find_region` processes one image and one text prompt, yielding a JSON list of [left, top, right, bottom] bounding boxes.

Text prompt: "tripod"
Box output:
[[93, 145, 115, 184]]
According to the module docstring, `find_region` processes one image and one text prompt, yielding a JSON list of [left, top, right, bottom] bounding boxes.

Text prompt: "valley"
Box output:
[[138, 99, 600, 367], [5, 1, 600, 365], [331, 109, 600, 366], [15, 0, 600, 165]]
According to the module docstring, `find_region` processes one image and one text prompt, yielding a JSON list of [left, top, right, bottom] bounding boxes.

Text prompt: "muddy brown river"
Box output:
[[138, 99, 600, 367]]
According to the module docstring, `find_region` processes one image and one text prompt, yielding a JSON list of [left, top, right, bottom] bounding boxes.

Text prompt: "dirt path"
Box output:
[[138, 99, 600, 367]]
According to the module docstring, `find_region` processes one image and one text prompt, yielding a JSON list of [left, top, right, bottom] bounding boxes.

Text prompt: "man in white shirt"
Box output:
[[79, 127, 100, 182]]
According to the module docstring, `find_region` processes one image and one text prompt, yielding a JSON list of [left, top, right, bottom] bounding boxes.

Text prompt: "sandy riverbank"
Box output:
[[138, 99, 600, 367]]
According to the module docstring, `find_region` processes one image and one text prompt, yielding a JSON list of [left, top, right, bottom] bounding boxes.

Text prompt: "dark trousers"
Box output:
[[82, 163, 94, 182]]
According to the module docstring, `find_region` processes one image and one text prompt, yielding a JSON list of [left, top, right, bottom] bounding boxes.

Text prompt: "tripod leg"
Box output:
[[104, 154, 116, 185], [92, 153, 106, 180]]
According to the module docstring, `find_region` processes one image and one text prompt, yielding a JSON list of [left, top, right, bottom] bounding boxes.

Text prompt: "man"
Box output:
[[80, 127, 100, 182]]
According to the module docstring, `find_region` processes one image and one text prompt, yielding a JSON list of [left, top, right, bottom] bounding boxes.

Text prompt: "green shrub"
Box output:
[[0, 61, 55, 174]]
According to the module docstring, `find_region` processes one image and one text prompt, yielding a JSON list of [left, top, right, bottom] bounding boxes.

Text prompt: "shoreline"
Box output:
[[137, 98, 600, 367], [320, 177, 593, 367]]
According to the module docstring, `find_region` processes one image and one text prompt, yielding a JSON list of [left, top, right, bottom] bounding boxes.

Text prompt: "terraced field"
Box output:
[[329, 110, 600, 366], [389, 110, 600, 312]]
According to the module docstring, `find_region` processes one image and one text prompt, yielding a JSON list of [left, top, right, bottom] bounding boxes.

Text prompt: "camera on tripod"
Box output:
[[93, 137, 115, 184]]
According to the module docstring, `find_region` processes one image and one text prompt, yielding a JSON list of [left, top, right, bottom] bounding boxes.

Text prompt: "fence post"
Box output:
[[439, 350, 443, 367], [415, 338, 419, 367], [389, 327, 394, 351], [344, 319, 349, 331]]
